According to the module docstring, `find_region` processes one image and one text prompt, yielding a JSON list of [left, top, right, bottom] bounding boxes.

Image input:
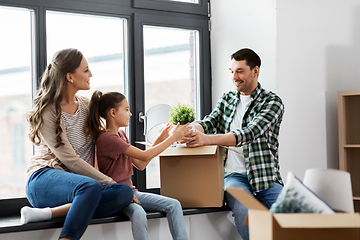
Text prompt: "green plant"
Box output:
[[169, 103, 195, 125]]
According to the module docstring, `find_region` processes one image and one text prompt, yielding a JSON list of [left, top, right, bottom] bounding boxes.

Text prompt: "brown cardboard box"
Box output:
[[159, 145, 224, 208], [227, 187, 360, 240]]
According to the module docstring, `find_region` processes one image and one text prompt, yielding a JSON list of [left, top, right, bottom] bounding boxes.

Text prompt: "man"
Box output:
[[184, 48, 284, 240]]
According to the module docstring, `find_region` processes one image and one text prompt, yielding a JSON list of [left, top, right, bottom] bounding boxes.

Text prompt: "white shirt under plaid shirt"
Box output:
[[197, 83, 284, 192]]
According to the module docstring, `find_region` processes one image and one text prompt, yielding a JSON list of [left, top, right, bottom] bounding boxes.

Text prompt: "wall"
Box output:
[[210, 0, 360, 181], [210, 0, 277, 99], [276, 0, 360, 179], [0, 212, 241, 240]]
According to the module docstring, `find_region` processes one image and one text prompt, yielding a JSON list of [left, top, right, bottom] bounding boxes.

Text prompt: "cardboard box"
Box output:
[[227, 187, 360, 240], [159, 145, 224, 208]]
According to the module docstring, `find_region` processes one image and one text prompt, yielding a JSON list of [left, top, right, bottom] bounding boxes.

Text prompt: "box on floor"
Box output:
[[227, 187, 360, 240]]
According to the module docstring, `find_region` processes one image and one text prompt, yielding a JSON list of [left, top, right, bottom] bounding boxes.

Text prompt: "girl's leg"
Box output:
[[123, 203, 149, 240], [135, 191, 188, 240], [27, 168, 103, 240]]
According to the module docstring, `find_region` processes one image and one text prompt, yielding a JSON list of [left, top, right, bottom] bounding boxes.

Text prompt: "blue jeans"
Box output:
[[224, 173, 283, 240], [26, 167, 133, 240], [123, 191, 188, 240]]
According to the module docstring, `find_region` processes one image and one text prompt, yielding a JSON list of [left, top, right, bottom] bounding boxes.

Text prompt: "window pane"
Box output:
[[0, 6, 33, 199], [46, 11, 127, 98], [143, 26, 200, 188]]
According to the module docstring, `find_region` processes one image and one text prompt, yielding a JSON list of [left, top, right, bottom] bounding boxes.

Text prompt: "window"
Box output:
[[143, 26, 200, 188], [46, 11, 127, 98], [0, 0, 210, 200], [143, 26, 199, 112], [0, 6, 33, 199]]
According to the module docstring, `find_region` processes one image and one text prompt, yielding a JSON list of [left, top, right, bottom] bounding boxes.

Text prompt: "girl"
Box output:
[[23, 48, 133, 240], [86, 90, 189, 240]]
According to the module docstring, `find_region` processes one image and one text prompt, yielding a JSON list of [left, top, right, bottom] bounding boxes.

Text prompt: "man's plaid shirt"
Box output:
[[197, 83, 284, 192]]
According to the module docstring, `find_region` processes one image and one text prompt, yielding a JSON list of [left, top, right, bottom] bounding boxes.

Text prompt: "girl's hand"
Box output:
[[171, 123, 190, 141], [132, 195, 141, 206], [158, 122, 173, 142]]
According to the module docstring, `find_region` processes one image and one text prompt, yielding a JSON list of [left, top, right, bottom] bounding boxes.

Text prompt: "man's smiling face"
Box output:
[[229, 59, 259, 95]]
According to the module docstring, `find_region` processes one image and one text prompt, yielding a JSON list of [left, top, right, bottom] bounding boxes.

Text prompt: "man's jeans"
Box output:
[[224, 173, 283, 240], [26, 167, 133, 240]]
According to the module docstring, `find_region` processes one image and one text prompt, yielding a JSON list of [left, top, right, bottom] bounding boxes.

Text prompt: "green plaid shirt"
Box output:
[[197, 83, 284, 192]]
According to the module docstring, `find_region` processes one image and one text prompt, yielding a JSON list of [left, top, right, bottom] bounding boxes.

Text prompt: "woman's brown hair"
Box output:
[[27, 48, 83, 147]]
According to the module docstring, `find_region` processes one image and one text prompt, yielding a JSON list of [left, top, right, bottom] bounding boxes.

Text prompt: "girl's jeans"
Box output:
[[224, 173, 283, 240], [26, 167, 133, 240], [123, 191, 188, 240]]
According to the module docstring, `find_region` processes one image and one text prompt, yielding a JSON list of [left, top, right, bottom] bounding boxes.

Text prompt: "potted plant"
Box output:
[[169, 103, 195, 126]]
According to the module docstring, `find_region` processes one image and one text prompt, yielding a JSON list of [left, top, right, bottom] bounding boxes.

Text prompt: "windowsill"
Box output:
[[0, 201, 230, 234]]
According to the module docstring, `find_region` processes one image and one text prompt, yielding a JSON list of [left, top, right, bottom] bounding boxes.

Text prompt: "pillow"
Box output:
[[269, 171, 335, 214]]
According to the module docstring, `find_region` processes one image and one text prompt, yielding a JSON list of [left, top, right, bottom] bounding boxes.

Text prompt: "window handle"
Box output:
[[139, 112, 147, 135]]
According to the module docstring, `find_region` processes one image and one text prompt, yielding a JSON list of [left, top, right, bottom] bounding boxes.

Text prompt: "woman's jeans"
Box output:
[[224, 173, 283, 240], [123, 191, 188, 240], [26, 167, 133, 240]]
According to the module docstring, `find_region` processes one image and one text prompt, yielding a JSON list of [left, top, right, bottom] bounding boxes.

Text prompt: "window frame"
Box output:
[[0, 0, 211, 205], [133, 0, 209, 16]]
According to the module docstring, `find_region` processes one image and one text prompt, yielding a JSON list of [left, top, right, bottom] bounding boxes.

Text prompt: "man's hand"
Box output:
[[182, 130, 209, 148]]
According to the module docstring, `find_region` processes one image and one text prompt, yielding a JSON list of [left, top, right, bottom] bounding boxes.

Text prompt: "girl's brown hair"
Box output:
[[85, 90, 126, 141]]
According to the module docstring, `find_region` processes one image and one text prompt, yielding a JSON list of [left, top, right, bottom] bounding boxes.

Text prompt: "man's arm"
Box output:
[[195, 91, 232, 134], [185, 131, 237, 148], [186, 94, 284, 148]]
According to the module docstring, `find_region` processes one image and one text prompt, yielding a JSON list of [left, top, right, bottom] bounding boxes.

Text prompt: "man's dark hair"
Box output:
[[231, 48, 261, 70]]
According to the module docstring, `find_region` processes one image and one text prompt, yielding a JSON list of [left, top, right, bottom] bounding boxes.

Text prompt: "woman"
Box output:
[[23, 48, 133, 240]]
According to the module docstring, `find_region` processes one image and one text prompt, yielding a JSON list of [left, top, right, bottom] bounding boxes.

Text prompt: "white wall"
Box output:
[[0, 212, 241, 240], [210, 0, 277, 102], [276, 0, 360, 179], [210, 0, 360, 181]]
